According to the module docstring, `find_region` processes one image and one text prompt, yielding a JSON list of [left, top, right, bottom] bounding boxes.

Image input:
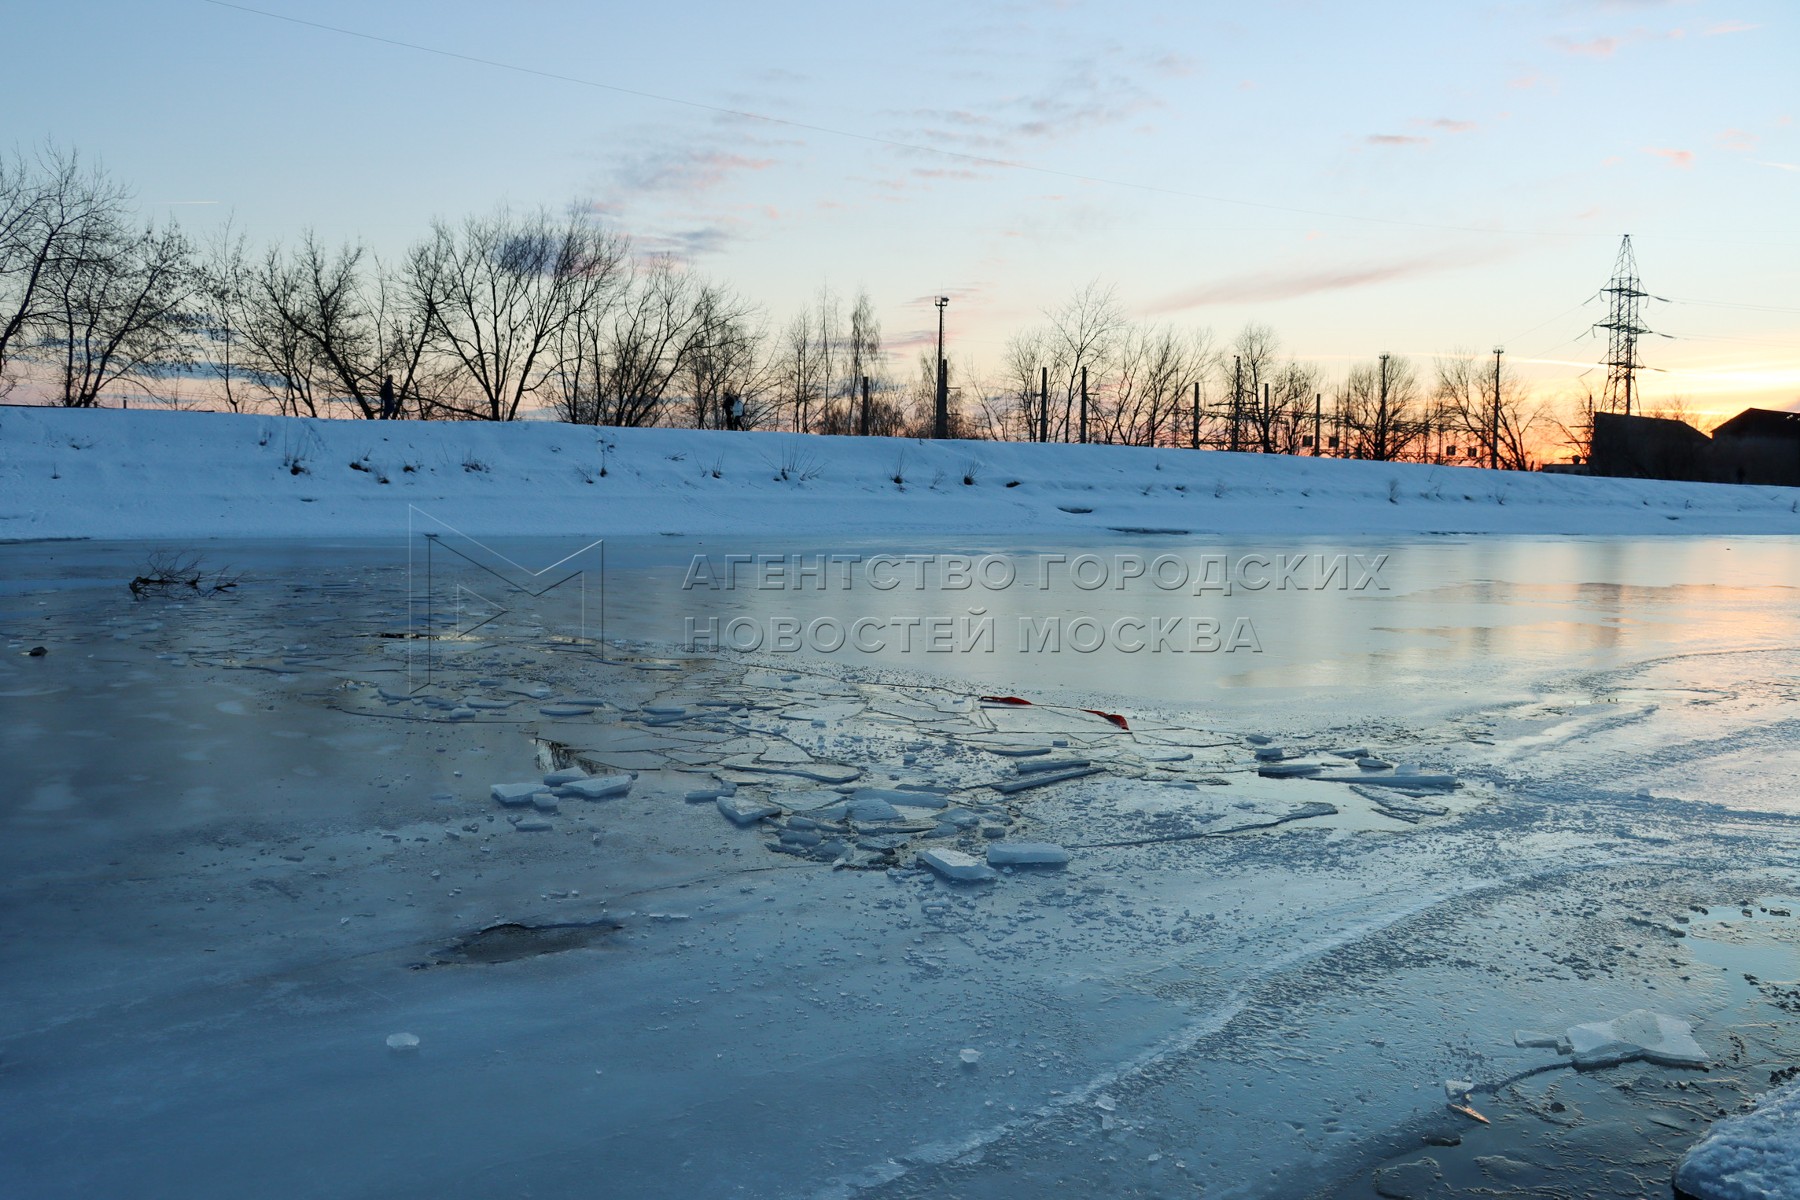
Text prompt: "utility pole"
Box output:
[[1490, 347, 1503, 471], [1230, 356, 1241, 452], [1313, 392, 1322, 456], [1192, 381, 1201, 450], [1079, 365, 1088, 444], [859, 375, 870, 437], [933, 296, 949, 439], [1262, 383, 1270, 453], [1039, 366, 1048, 444], [1378, 353, 1390, 460]]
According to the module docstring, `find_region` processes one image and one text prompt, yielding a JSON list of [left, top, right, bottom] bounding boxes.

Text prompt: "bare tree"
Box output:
[[0, 146, 134, 396], [680, 284, 768, 430], [1339, 354, 1424, 461], [1434, 351, 1547, 470], [190, 224, 255, 413], [844, 288, 881, 435], [592, 255, 710, 427], [38, 215, 196, 407], [777, 307, 826, 433], [1224, 323, 1288, 452], [407, 206, 623, 421]]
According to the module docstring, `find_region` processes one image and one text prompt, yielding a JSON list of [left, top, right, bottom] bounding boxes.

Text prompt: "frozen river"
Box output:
[[1, 533, 1797, 1199]]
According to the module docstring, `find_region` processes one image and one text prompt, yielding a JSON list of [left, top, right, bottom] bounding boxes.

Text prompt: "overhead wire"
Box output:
[[198, 0, 1709, 246]]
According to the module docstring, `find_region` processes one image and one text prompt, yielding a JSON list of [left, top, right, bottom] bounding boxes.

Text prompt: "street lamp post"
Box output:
[[933, 296, 949, 439]]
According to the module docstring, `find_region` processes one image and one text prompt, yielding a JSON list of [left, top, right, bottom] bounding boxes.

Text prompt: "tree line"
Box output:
[[1, 145, 1564, 465]]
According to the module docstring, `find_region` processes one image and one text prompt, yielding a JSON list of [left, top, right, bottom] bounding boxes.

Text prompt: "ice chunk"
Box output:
[[530, 793, 559, 812], [986, 842, 1071, 867], [514, 817, 553, 832], [684, 788, 725, 804], [844, 796, 902, 822], [1252, 747, 1285, 761], [1257, 762, 1322, 778], [1562, 1009, 1708, 1068], [959, 1048, 982, 1066], [1444, 1079, 1474, 1100], [385, 1032, 420, 1052], [491, 782, 542, 807], [1513, 1030, 1561, 1049], [544, 767, 588, 786], [539, 703, 595, 717], [557, 774, 633, 800], [990, 766, 1103, 794], [1673, 1080, 1800, 1200], [916, 848, 998, 883], [1014, 757, 1092, 775], [851, 787, 949, 811], [1357, 756, 1394, 770], [718, 795, 781, 826]]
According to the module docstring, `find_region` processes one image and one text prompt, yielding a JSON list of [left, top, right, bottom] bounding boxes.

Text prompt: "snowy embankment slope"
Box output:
[[2, 406, 1797, 541]]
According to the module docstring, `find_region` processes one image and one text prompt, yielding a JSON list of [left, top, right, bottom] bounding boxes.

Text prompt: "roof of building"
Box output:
[[1711, 407, 1800, 441]]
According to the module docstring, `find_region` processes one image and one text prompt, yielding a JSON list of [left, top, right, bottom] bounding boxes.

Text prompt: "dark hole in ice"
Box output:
[[417, 918, 623, 967]]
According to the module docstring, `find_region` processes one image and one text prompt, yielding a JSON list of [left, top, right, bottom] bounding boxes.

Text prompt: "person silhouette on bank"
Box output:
[[379, 374, 397, 420]]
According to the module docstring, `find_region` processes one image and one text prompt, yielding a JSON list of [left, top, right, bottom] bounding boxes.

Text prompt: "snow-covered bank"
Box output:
[[3, 406, 1797, 541]]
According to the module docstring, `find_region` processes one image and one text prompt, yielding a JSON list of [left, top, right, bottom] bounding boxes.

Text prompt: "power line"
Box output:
[[196, 0, 1637, 243], [1664, 296, 1800, 315]]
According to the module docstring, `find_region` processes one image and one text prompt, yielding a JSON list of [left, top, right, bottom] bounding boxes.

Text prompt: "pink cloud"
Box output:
[[1366, 134, 1431, 146], [1645, 146, 1695, 168], [1423, 118, 1478, 133], [1717, 128, 1759, 153], [1704, 20, 1759, 35]]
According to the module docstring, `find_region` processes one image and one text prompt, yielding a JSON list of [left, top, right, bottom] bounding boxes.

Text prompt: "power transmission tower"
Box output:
[[1595, 234, 1653, 417]]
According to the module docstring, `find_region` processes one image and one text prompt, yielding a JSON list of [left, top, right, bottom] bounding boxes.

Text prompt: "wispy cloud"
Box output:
[[1716, 128, 1759, 153], [886, 49, 1167, 168], [1704, 19, 1759, 35], [1148, 253, 1478, 311], [1757, 160, 1800, 172], [608, 148, 775, 197], [1366, 133, 1431, 146], [1645, 146, 1695, 168], [634, 225, 741, 259], [1421, 118, 1478, 133], [1550, 34, 1621, 56]]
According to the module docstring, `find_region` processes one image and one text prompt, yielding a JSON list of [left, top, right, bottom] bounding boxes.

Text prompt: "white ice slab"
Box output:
[[557, 774, 633, 800], [1563, 1009, 1708, 1068], [718, 795, 781, 826], [916, 848, 998, 883], [491, 782, 542, 806]]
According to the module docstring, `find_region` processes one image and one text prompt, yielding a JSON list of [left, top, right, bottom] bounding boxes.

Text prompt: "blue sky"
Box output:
[[9, 0, 1796, 417]]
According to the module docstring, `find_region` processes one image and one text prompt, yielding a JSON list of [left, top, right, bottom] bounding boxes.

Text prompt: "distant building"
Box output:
[[1587, 412, 1715, 483], [1586, 407, 1800, 487], [1709, 408, 1800, 486]]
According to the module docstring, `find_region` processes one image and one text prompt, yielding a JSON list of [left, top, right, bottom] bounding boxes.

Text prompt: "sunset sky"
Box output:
[[9, 0, 1796, 422]]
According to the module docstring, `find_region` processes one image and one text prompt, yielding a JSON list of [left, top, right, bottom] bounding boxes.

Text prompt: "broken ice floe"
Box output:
[[557, 774, 633, 800], [718, 795, 782, 826], [491, 782, 544, 807], [385, 1032, 420, 1053], [1560, 1009, 1709, 1069], [986, 843, 1070, 867], [917, 848, 998, 883]]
